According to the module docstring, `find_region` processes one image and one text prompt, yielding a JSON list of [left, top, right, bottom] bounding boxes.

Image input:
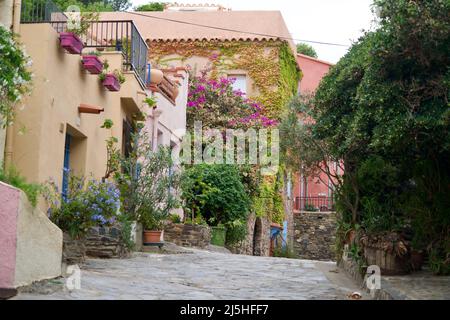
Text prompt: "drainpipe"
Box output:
[[3, 0, 21, 168]]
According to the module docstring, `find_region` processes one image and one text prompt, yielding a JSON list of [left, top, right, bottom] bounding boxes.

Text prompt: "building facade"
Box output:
[[0, 0, 188, 293], [293, 53, 335, 212], [101, 8, 301, 255]]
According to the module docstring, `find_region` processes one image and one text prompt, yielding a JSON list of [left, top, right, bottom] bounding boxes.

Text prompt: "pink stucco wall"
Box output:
[[294, 54, 334, 207], [297, 54, 333, 94], [0, 182, 19, 289]]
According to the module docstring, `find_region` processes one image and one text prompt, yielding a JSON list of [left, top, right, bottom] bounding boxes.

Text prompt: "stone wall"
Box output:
[[85, 225, 130, 259], [62, 233, 86, 265], [227, 213, 271, 257], [163, 223, 211, 248], [293, 211, 336, 261]]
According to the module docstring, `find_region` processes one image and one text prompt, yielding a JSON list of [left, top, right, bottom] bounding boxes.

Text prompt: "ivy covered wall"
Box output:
[[149, 39, 301, 120], [149, 39, 301, 227]]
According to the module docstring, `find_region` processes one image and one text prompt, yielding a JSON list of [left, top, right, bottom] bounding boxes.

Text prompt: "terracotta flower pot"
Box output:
[[102, 73, 120, 91], [150, 68, 164, 85], [82, 55, 103, 74], [143, 230, 162, 244], [59, 32, 83, 54]]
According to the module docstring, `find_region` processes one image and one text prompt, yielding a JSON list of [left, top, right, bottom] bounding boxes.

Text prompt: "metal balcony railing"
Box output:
[[294, 196, 335, 212], [20, 0, 67, 23], [20, 0, 148, 87]]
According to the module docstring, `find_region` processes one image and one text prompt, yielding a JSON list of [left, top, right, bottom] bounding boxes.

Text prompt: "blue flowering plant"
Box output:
[[43, 174, 121, 238]]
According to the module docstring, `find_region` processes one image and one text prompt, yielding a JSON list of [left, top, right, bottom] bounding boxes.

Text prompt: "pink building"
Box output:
[[293, 54, 335, 212]]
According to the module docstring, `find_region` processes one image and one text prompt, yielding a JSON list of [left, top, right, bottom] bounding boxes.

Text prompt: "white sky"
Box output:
[[130, 0, 377, 63]]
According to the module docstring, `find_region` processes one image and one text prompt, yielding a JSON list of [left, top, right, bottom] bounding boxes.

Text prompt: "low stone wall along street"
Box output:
[[293, 211, 336, 261], [0, 182, 62, 297], [227, 213, 271, 257], [164, 223, 211, 248], [85, 225, 130, 259]]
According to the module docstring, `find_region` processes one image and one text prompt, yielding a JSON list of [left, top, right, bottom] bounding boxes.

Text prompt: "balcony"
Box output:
[[147, 75, 179, 105], [294, 196, 335, 212], [20, 0, 148, 87]]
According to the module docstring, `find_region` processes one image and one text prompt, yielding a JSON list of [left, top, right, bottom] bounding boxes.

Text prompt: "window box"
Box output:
[[81, 55, 103, 74], [59, 32, 83, 55], [102, 73, 121, 92]]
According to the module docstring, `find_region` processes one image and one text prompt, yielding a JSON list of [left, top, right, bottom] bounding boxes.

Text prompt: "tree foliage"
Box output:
[[296, 43, 318, 58], [135, 2, 165, 11], [282, 0, 450, 274], [180, 164, 251, 227], [52, 0, 130, 12]]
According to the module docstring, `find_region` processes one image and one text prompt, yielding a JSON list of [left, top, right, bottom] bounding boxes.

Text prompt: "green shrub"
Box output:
[[117, 213, 135, 251], [225, 219, 247, 245], [0, 165, 41, 207], [169, 214, 181, 224], [181, 164, 251, 226], [43, 175, 120, 238]]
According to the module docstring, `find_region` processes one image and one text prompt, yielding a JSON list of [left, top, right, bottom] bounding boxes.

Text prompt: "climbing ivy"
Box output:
[[150, 39, 300, 224], [149, 39, 301, 120]]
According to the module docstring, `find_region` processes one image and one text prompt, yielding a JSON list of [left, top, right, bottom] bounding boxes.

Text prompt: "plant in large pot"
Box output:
[[81, 51, 103, 74], [60, 11, 98, 54], [99, 61, 126, 92], [110, 128, 180, 246]]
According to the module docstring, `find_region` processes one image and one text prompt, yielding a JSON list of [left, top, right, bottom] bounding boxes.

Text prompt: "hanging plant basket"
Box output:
[[102, 73, 121, 92], [59, 32, 83, 54], [81, 55, 103, 74]]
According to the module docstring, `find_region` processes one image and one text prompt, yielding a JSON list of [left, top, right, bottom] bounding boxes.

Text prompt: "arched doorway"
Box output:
[[253, 218, 263, 256]]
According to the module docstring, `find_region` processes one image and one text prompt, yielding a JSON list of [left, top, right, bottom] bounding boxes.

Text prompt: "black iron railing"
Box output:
[[20, 0, 148, 87], [294, 196, 335, 212], [21, 0, 67, 23], [50, 20, 148, 86]]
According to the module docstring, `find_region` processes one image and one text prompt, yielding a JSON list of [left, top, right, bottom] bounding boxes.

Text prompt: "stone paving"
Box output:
[[380, 271, 450, 300], [13, 248, 368, 300]]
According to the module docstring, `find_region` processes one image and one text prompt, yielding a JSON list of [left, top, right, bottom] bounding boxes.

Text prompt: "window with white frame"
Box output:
[[228, 74, 247, 96]]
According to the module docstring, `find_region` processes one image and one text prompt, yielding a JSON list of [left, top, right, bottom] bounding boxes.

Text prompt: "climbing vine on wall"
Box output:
[[149, 39, 301, 120], [150, 39, 300, 224]]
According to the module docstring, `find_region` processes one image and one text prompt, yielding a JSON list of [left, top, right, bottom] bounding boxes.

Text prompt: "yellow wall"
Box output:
[[13, 24, 147, 210]]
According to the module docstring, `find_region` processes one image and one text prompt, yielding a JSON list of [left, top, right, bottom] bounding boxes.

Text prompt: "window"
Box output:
[[122, 118, 134, 158], [228, 74, 247, 96], [62, 134, 71, 201]]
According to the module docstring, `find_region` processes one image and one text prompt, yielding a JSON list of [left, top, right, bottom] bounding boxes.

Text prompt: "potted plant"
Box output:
[[60, 11, 98, 54], [60, 32, 84, 54], [99, 62, 126, 92], [141, 211, 166, 244], [81, 51, 103, 74], [111, 130, 180, 247]]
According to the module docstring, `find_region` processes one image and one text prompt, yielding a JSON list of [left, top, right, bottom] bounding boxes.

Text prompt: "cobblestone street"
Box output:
[[13, 249, 367, 300]]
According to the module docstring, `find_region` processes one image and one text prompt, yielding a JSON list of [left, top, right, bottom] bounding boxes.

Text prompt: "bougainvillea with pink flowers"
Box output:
[[187, 68, 278, 130]]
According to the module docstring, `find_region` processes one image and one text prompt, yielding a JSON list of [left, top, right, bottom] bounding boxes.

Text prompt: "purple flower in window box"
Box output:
[[59, 32, 83, 54], [81, 55, 103, 74], [102, 73, 121, 91]]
